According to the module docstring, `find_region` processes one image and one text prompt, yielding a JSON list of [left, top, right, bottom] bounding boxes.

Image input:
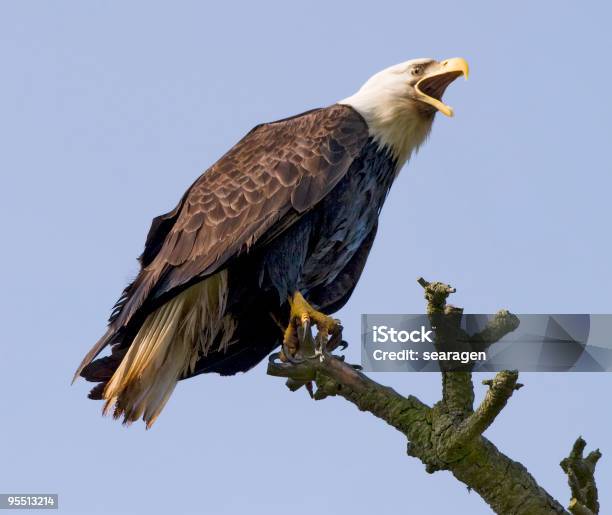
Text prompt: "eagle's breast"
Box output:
[[299, 139, 397, 294]]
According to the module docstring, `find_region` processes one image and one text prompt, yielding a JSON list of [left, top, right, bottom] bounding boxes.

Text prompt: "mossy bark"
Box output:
[[268, 278, 601, 514]]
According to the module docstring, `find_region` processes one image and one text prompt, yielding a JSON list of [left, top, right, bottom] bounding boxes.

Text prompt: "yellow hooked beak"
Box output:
[[415, 57, 469, 117]]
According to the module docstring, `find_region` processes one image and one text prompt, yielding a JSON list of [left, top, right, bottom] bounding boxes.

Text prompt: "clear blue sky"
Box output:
[[1, 1, 611, 513]]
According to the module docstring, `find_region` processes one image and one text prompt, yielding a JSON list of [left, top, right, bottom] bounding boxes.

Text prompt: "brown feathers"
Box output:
[[75, 105, 370, 427], [101, 272, 235, 428], [110, 105, 368, 332]]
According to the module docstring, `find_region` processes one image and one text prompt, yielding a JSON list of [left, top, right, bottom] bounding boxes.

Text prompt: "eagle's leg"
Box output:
[[281, 291, 342, 362]]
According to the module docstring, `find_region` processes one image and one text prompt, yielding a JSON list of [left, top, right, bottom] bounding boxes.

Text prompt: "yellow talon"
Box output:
[[282, 292, 341, 359]]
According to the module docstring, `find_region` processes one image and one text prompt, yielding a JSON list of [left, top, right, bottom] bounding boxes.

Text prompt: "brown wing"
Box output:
[[75, 104, 368, 377]]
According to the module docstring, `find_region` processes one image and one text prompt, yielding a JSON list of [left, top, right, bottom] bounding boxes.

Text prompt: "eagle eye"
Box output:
[[411, 66, 424, 76]]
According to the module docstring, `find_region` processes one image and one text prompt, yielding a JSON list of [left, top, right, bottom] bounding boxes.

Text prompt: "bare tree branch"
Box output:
[[268, 354, 430, 437], [561, 437, 602, 515], [267, 278, 602, 514], [445, 370, 523, 453]]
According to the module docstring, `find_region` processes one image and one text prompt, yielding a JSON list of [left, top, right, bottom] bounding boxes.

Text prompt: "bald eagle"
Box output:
[[74, 57, 468, 427]]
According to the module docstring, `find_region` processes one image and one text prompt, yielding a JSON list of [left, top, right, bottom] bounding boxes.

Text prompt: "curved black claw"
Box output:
[[297, 319, 316, 357], [268, 352, 282, 363], [350, 363, 363, 370], [282, 342, 306, 364], [305, 381, 314, 398], [338, 340, 349, 351]]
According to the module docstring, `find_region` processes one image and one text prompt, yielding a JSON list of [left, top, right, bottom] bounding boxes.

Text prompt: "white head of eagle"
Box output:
[[340, 57, 468, 166]]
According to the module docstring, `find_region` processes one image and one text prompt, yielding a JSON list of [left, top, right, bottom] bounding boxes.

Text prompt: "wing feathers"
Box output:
[[139, 104, 367, 308], [76, 105, 368, 377]]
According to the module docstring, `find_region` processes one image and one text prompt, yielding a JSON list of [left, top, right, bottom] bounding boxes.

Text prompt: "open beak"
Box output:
[[415, 57, 469, 117]]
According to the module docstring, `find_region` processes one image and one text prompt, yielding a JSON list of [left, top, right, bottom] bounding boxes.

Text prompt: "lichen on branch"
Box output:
[[561, 437, 602, 515], [267, 278, 601, 514]]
